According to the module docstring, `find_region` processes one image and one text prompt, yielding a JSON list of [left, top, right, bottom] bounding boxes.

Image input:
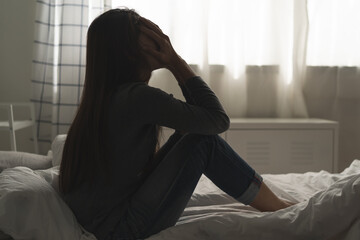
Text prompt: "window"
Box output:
[[307, 0, 360, 66], [112, 0, 360, 67]]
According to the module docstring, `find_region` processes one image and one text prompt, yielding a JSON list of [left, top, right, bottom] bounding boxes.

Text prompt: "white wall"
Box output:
[[0, 0, 37, 152]]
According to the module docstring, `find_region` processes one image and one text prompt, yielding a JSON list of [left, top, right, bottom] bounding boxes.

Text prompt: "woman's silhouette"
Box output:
[[59, 8, 293, 240]]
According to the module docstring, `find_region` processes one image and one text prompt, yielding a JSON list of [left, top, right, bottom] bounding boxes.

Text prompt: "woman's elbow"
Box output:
[[214, 113, 230, 133], [221, 114, 230, 132]]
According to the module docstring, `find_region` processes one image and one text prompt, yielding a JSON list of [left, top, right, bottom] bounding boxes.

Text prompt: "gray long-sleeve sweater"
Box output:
[[64, 76, 229, 239]]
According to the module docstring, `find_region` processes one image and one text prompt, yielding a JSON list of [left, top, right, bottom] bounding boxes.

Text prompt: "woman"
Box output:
[[59, 8, 293, 240]]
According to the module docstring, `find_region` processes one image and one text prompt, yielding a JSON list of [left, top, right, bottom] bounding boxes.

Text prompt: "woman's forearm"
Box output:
[[169, 56, 196, 85]]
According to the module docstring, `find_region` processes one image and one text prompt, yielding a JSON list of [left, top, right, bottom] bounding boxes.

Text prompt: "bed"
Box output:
[[0, 135, 359, 240]]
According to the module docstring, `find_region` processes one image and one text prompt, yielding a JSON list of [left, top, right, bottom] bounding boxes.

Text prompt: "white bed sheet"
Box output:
[[0, 156, 359, 240], [148, 160, 360, 240]]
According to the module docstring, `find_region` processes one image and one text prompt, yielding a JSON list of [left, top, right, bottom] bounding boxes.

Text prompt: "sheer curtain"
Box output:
[[112, 0, 360, 170], [115, 0, 309, 118], [31, 0, 111, 152], [304, 0, 360, 170], [113, 0, 308, 117]]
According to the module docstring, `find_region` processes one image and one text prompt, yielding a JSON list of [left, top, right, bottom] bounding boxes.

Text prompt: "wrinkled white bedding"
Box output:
[[0, 155, 359, 240], [148, 160, 360, 240], [0, 166, 96, 240]]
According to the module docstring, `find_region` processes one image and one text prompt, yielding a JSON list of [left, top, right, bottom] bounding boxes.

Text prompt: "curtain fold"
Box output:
[[31, 0, 111, 153], [147, 0, 310, 118]]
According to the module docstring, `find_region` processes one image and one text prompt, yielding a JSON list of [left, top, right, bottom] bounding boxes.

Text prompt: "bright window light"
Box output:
[[307, 0, 360, 66], [112, 0, 360, 67]]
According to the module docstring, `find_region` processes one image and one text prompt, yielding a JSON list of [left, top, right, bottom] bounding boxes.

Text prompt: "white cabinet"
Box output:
[[225, 119, 338, 174], [160, 118, 338, 174]]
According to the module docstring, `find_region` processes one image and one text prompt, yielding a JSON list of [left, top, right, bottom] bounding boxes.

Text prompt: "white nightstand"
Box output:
[[225, 118, 338, 174]]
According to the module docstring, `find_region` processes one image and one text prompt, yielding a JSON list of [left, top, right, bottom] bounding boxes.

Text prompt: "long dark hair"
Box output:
[[59, 9, 147, 194]]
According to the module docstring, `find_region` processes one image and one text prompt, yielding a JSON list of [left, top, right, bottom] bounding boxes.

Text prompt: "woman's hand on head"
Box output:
[[139, 17, 179, 71], [139, 17, 196, 84]]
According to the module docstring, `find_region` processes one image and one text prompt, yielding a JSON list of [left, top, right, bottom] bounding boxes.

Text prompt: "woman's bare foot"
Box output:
[[283, 200, 296, 207], [249, 182, 295, 212], [279, 199, 296, 210]]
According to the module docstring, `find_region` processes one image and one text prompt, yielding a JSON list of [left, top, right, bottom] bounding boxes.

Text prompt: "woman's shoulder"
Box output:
[[115, 81, 171, 99], [112, 81, 172, 107], [110, 81, 175, 119], [116, 81, 147, 91], [113, 81, 147, 99]]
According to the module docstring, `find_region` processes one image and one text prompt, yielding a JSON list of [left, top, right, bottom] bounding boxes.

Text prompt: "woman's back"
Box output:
[[63, 82, 158, 238]]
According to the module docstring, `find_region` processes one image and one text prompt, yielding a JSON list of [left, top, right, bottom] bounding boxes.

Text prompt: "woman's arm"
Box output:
[[133, 17, 229, 135]]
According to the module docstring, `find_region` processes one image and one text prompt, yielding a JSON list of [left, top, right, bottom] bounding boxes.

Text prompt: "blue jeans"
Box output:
[[107, 133, 263, 240]]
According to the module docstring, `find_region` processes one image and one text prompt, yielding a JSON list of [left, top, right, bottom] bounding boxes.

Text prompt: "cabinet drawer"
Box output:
[[226, 130, 334, 174]]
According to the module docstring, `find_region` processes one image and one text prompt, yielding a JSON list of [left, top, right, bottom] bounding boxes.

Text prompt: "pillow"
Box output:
[[51, 134, 67, 166], [0, 166, 96, 240], [0, 151, 52, 172]]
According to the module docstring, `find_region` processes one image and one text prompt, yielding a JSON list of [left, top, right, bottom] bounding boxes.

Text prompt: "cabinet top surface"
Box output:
[[229, 118, 338, 129]]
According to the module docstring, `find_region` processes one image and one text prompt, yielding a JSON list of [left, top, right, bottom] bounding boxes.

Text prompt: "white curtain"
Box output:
[[304, 0, 360, 170], [31, 0, 111, 153], [113, 0, 360, 170], [115, 0, 309, 118]]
